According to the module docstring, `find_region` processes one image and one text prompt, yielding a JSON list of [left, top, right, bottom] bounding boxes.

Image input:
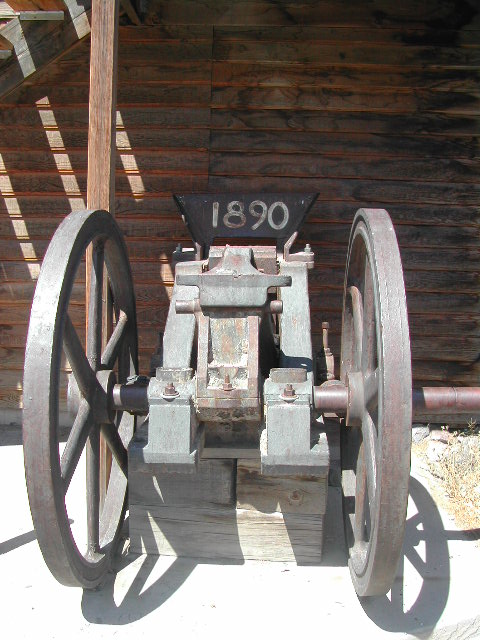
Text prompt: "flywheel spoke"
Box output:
[[87, 240, 104, 372], [353, 442, 368, 544], [364, 367, 379, 413], [361, 412, 377, 509], [101, 310, 128, 369], [361, 257, 376, 375], [63, 314, 96, 399], [348, 285, 363, 371], [100, 422, 128, 477], [61, 399, 94, 493], [86, 428, 100, 555]]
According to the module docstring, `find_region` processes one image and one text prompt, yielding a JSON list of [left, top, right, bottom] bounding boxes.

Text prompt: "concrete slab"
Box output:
[[1, 426, 479, 640]]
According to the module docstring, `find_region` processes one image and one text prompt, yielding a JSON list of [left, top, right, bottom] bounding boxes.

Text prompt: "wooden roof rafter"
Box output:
[[0, 0, 141, 98], [0, 1, 64, 61]]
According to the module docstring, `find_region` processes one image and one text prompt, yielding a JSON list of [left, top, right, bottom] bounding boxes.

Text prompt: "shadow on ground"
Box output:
[[79, 474, 476, 633]]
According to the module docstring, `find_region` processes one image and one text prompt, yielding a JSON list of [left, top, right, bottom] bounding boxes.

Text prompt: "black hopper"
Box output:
[[174, 193, 318, 257]]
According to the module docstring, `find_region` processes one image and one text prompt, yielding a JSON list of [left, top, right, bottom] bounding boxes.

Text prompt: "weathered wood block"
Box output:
[[129, 431, 328, 563], [129, 428, 237, 555], [237, 459, 328, 514], [235, 459, 327, 563]]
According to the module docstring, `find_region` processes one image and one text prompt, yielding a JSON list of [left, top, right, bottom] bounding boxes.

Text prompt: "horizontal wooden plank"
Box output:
[[308, 265, 480, 293], [210, 108, 480, 136], [118, 24, 213, 42], [208, 177, 480, 206], [310, 288, 480, 315], [213, 61, 480, 93], [214, 25, 480, 47], [139, 1, 480, 30], [51, 39, 213, 66], [0, 216, 187, 241], [211, 86, 480, 115], [116, 41, 213, 64], [316, 332, 480, 364], [1, 84, 211, 107], [306, 202, 480, 227], [6, 107, 478, 138], [1, 158, 477, 195], [0, 173, 208, 196], [0, 106, 211, 129], [0, 149, 209, 173], [129, 504, 324, 563], [213, 40, 480, 67], [210, 130, 479, 159], [0, 127, 210, 150], [209, 153, 480, 184], [26, 60, 212, 85], [301, 222, 480, 249], [309, 310, 480, 340]]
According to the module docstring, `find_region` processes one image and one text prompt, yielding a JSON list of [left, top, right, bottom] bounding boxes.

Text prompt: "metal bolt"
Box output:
[[163, 382, 178, 397], [223, 374, 233, 392], [305, 244, 312, 253], [283, 383, 296, 397], [322, 322, 330, 350]]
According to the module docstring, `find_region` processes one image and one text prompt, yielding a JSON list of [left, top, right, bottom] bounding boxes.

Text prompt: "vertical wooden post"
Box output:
[[86, 0, 120, 512], [87, 0, 119, 213]]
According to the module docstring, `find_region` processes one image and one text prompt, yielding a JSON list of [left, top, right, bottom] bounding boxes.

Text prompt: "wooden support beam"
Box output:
[[86, 0, 119, 213], [86, 0, 120, 511], [6, 1, 64, 9], [0, 1, 63, 19], [0, 12, 64, 20]]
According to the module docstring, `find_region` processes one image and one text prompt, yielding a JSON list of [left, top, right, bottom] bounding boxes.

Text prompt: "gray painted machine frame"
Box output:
[[22, 194, 480, 599]]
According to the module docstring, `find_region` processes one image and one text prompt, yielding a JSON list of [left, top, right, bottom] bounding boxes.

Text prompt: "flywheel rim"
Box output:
[[340, 208, 412, 597], [23, 209, 138, 588]]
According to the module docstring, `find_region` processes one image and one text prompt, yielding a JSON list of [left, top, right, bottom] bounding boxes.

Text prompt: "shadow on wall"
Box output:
[[0, 96, 181, 419]]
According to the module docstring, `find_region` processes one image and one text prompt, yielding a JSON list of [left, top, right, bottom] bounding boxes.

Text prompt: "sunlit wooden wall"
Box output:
[[0, 0, 479, 416]]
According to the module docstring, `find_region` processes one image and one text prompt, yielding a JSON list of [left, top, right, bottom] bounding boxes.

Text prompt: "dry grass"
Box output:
[[424, 425, 480, 530]]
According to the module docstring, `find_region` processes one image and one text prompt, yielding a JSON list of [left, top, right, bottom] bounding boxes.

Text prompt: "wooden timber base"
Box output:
[[128, 424, 329, 564]]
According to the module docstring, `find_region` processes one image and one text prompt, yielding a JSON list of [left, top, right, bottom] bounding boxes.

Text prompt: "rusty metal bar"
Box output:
[[111, 380, 480, 420], [412, 386, 480, 418], [313, 382, 480, 420], [313, 383, 348, 415]]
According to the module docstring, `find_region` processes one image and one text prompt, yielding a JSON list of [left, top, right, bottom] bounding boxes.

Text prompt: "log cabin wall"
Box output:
[[0, 0, 479, 419]]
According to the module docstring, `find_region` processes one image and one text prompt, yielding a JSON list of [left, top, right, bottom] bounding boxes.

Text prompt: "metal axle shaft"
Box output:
[[111, 379, 480, 421], [314, 382, 480, 420]]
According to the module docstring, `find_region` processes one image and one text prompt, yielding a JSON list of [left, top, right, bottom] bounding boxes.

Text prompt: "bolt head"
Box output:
[[163, 382, 178, 396], [223, 374, 233, 391]]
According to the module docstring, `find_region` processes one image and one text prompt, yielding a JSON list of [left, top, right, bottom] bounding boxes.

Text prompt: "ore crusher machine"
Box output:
[[22, 193, 480, 597]]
